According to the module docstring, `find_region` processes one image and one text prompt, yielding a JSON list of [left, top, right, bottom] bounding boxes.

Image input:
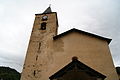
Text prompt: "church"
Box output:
[[20, 7, 119, 80]]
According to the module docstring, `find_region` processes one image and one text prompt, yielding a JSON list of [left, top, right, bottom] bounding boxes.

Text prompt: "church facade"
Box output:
[[21, 7, 119, 80]]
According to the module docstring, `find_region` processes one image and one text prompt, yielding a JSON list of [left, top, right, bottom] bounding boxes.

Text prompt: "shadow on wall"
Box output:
[[116, 67, 120, 80]]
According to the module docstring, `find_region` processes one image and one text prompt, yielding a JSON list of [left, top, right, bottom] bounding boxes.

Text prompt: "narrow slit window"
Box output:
[[36, 55, 38, 61], [40, 22, 46, 30], [33, 70, 36, 76]]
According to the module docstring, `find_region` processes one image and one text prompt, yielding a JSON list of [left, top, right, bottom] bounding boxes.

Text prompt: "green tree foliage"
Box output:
[[0, 66, 21, 80]]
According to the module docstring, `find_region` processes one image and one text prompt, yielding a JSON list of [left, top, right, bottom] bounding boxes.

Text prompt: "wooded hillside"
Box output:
[[0, 66, 21, 80]]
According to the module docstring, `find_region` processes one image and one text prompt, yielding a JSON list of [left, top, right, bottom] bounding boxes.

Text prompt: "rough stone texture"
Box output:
[[20, 12, 58, 80], [21, 12, 119, 80]]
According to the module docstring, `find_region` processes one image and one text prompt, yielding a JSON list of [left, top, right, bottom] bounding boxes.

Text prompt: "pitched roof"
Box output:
[[43, 6, 52, 14], [53, 28, 111, 44], [49, 57, 106, 80]]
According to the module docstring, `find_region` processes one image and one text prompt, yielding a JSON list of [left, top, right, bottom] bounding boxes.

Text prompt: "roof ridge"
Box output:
[[53, 28, 111, 44], [43, 6, 52, 14]]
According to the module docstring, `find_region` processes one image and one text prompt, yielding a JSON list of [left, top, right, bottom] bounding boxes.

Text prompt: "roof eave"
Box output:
[[53, 28, 112, 44]]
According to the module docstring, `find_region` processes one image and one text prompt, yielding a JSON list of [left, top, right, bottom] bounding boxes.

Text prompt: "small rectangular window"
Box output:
[[40, 22, 46, 30]]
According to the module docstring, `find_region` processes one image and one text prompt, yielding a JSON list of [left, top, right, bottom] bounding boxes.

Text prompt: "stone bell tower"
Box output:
[[21, 7, 58, 80]]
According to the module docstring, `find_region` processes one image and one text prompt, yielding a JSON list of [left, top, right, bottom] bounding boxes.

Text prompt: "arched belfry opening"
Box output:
[[49, 57, 106, 80]]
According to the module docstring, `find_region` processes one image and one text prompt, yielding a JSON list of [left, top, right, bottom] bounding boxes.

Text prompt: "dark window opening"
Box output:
[[36, 55, 38, 61], [33, 70, 36, 76], [40, 22, 46, 30], [37, 42, 41, 53]]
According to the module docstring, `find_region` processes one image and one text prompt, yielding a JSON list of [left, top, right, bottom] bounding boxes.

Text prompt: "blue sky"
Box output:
[[0, 0, 120, 72]]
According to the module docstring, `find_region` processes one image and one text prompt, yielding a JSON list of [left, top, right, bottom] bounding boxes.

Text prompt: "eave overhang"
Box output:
[[49, 58, 106, 80], [53, 28, 112, 44]]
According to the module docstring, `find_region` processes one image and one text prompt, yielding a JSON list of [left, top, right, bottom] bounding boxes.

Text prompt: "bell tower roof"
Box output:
[[43, 6, 52, 14]]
